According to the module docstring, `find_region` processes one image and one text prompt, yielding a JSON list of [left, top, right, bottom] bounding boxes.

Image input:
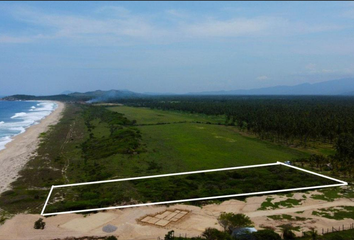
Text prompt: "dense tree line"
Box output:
[[295, 133, 354, 178], [80, 106, 144, 181], [116, 96, 354, 146]]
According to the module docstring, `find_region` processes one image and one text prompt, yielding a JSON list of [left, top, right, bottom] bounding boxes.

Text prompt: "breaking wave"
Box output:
[[0, 101, 58, 152]]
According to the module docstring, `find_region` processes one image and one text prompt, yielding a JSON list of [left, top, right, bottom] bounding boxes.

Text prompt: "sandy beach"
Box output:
[[0, 101, 65, 194]]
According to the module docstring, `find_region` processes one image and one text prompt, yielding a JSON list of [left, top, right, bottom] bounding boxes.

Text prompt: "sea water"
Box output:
[[0, 101, 57, 151]]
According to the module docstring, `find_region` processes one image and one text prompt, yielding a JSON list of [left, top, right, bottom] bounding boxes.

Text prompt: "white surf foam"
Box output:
[[11, 112, 27, 119], [0, 136, 12, 151], [0, 101, 58, 151]]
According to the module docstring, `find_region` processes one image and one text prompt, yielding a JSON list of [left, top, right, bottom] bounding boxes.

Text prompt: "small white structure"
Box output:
[[232, 227, 257, 237]]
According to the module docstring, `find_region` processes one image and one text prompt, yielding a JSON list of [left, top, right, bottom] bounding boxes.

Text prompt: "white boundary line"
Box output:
[[41, 162, 348, 216]]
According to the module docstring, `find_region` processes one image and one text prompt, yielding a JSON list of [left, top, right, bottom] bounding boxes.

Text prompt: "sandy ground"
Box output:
[[1, 189, 353, 240], [0, 101, 65, 194]]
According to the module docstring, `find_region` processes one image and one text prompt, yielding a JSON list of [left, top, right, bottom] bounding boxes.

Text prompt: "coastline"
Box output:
[[0, 101, 65, 194]]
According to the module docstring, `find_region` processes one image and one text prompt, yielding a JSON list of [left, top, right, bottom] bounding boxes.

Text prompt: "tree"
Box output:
[[252, 230, 281, 240], [34, 218, 46, 230], [165, 230, 175, 240], [218, 213, 253, 233], [282, 225, 296, 240], [308, 227, 318, 240], [336, 133, 354, 161], [202, 228, 231, 240]]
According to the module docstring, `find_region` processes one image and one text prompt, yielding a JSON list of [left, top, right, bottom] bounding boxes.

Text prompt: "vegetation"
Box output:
[[110, 106, 308, 171], [0, 210, 12, 225], [0, 104, 142, 213], [267, 214, 308, 221], [167, 227, 354, 240], [34, 218, 45, 230], [312, 206, 354, 220], [116, 96, 354, 145], [258, 197, 304, 210], [44, 164, 335, 214], [297, 229, 354, 240], [294, 132, 354, 178], [115, 96, 354, 178], [217, 213, 253, 233], [0, 103, 340, 215], [282, 224, 296, 240], [252, 230, 282, 240], [202, 228, 231, 240], [105, 237, 117, 240]]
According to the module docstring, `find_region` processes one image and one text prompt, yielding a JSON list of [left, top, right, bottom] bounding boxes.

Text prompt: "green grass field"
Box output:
[[108, 106, 225, 125], [109, 106, 309, 172]]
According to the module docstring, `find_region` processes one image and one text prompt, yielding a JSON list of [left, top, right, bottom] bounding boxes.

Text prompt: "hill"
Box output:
[[190, 78, 354, 95], [1, 90, 143, 102]]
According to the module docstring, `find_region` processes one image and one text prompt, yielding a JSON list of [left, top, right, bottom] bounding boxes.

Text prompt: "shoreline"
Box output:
[[0, 101, 65, 194]]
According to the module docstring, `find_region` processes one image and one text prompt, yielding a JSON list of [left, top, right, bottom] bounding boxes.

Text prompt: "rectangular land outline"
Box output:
[[41, 162, 348, 216]]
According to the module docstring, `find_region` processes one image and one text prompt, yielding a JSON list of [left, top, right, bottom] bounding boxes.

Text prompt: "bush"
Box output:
[[282, 226, 296, 240], [202, 228, 231, 240], [34, 218, 45, 230], [218, 213, 253, 233], [329, 235, 345, 240], [252, 230, 281, 240], [105, 236, 118, 240]]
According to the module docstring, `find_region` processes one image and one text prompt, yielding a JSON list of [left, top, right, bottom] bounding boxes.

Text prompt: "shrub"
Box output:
[[105, 236, 118, 240], [329, 235, 345, 240], [218, 212, 253, 233], [252, 230, 281, 240], [34, 218, 45, 230], [202, 228, 231, 240], [282, 225, 296, 240]]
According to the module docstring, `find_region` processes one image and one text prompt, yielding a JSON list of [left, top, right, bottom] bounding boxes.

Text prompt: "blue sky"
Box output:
[[0, 1, 354, 95]]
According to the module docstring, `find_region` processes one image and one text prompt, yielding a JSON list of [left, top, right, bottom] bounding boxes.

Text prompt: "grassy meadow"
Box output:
[[108, 106, 225, 125], [108, 106, 309, 171]]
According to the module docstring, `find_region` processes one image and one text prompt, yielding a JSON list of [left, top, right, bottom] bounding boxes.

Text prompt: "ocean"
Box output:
[[0, 101, 57, 151]]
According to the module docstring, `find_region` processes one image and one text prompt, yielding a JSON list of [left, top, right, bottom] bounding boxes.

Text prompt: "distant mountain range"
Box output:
[[1, 90, 142, 102], [2, 78, 354, 102], [188, 78, 354, 95]]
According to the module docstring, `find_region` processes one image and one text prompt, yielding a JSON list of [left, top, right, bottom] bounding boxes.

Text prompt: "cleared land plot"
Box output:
[[43, 164, 339, 215]]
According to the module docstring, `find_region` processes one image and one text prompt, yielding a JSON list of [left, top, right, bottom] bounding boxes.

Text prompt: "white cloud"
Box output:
[[0, 35, 31, 43], [165, 9, 189, 19], [0, 5, 348, 45], [256, 75, 270, 81], [305, 63, 317, 72], [182, 17, 274, 37], [305, 63, 336, 74]]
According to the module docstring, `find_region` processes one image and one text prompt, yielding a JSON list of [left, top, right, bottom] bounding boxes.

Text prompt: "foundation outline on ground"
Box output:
[[41, 161, 348, 216]]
